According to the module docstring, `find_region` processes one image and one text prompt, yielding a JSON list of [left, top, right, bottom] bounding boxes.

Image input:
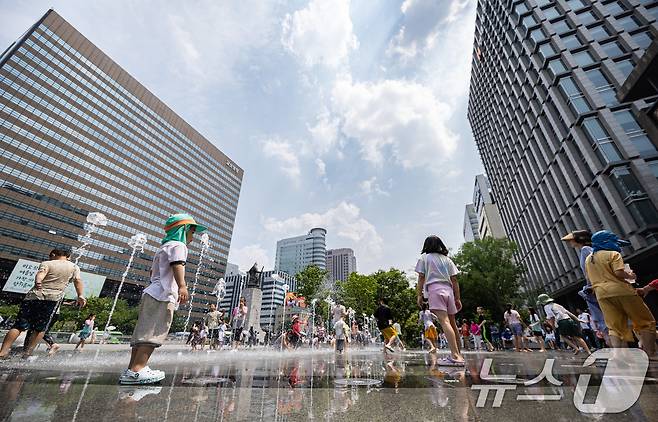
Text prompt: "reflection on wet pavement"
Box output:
[[1, 348, 657, 421]]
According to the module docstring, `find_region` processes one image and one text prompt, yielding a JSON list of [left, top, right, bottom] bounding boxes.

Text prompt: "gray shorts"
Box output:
[[130, 294, 175, 348]]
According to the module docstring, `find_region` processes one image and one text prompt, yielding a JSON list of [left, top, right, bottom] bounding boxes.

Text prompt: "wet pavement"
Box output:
[[1, 346, 657, 421]]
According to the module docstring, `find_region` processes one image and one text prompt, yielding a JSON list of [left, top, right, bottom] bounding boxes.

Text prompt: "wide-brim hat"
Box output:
[[164, 213, 208, 233], [537, 294, 554, 305], [560, 233, 575, 241]]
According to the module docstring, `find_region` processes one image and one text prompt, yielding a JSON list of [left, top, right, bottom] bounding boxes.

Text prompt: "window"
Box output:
[[522, 14, 539, 29], [566, 0, 588, 10], [548, 57, 568, 76], [600, 40, 625, 57], [615, 58, 635, 79], [576, 10, 598, 26], [589, 24, 611, 41], [530, 27, 547, 44], [616, 14, 641, 32], [586, 68, 617, 105], [552, 19, 572, 33], [543, 6, 561, 20], [614, 109, 657, 156], [539, 41, 558, 59], [649, 6, 658, 21], [605, 1, 627, 16], [649, 161, 658, 179], [610, 166, 658, 226], [573, 49, 595, 66], [631, 31, 653, 49], [536, 0, 552, 6], [561, 33, 583, 49], [559, 76, 591, 114], [582, 117, 622, 162], [514, 1, 529, 16]]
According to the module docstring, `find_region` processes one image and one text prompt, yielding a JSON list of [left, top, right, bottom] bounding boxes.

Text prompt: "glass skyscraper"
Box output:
[[274, 228, 327, 277], [0, 10, 243, 318], [469, 0, 658, 299]]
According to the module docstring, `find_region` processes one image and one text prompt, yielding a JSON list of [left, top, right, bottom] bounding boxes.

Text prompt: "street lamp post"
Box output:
[[269, 273, 280, 345], [310, 298, 317, 349], [280, 284, 289, 352]]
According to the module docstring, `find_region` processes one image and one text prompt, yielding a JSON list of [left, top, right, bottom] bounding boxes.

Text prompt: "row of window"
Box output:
[[35, 25, 243, 188]]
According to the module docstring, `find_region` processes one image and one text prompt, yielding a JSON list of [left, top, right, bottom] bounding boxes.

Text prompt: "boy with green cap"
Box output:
[[119, 213, 207, 384]]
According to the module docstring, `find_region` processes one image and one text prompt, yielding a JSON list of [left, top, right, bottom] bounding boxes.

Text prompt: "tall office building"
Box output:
[[274, 228, 327, 277], [469, 0, 658, 298], [0, 10, 243, 318], [221, 270, 297, 331], [463, 204, 481, 242], [326, 248, 357, 282]]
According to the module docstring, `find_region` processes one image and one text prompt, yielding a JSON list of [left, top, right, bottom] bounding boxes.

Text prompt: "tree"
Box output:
[[56, 297, 138, 334], [451, 237, 525, 322], [336, 272, 378, 317], [295, 265, 328, 300]]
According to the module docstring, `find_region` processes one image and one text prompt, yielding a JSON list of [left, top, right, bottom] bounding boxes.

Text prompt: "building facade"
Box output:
[[0, 10, 243, 318], [473, 174, 508, 239], [220, 270, 297, 332], [463, 204, 481, 242], [274, 228, 327, 277], [468, 0, 658, 298], [326, 248, 357, 282]]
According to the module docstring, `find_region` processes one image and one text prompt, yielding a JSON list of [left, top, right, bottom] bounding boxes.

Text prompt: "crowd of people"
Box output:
[[1, 212, 656, 385]]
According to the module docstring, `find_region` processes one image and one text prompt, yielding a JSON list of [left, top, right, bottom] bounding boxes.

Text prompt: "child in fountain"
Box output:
[[333, 315, 350, 354], [119, 213, 206, 385], [74, 314, 95, 351]]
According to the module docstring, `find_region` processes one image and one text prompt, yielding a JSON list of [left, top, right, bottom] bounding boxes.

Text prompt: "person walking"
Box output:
[[74, 314, 95, 351], [415, 235, 465, 366], [476, 307, 494, 352], [584, 230, 656, 357], [119, 213, 204, 384], [333, 314, 350, 354], [470, 320, 482, 351], [374, 298, 398, 353], [561, 230, 609, 346], [205, 303, 222, 350], [419, 303, 439, 353], [527, 307, 546, 352], [538, 294, 591, 355], [460, 319, 471, 351], [503, 304, 529, 352], [392, 321, 407, 350], [576, 308, 597, 350], [0, 248, 86, 359], [232, 297, 248, 348]]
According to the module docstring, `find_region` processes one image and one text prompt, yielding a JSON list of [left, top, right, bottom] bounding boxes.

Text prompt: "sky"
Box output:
[[0, 0, 484, 275]]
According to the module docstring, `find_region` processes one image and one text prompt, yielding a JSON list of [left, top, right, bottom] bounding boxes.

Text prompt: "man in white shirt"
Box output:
[[333, 316, 350, 354], [576, 308, 597, 349]]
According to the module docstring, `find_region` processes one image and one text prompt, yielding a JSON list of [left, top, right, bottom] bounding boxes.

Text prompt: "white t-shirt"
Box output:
[[504, 310, 521, 325], [419, 310, 435, 329], [544, 303, 570, 321], [578, 312, 591, 330], [143, 241, 188, 304], [393, 322, 402, 335], [415, 253, 459, 289], [333, 319, 349, 340]]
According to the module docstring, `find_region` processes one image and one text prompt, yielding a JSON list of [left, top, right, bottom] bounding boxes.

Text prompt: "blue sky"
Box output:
[[0, 0, 484, 275]]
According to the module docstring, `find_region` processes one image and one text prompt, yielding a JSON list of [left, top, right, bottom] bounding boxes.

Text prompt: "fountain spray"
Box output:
[[44, 212, 108, 333], [211, 277, 226, 309], [103, 232, 147, 337], [184, 232, 210, 333]]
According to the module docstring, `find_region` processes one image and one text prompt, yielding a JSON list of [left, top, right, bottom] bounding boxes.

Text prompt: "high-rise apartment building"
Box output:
[[473, 174, 507, 239], [468, 0, 658, 298], [463, 204, 481, 242], [0, 10, 243, 318], [274, 228, 327, 277], [326, 248, 357, 282]]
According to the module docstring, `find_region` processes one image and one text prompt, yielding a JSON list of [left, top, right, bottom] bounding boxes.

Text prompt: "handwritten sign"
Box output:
[[3, 259, 106, 298]]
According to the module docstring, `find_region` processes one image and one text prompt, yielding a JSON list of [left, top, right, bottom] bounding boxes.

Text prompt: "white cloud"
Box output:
[[315, 158, 327, 176], [387, 0, 471, 62], [281, 0, 359, 68], [331, 77, 458, 169], [228, 244, 272, 272], [307, 109, 340, 155], [263, 202, 383, 257], [359, 177, 390, 197], [261, 138, 302, 182]]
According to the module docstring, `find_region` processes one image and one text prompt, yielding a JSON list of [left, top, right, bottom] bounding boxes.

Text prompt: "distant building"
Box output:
[[472, 174, 507, 239], [274, 228, 327, 277], [463, 204, 480, 242], [220, 270, 297, 332], [225, 262, 240, 277], [326, 248, 357, 282]]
